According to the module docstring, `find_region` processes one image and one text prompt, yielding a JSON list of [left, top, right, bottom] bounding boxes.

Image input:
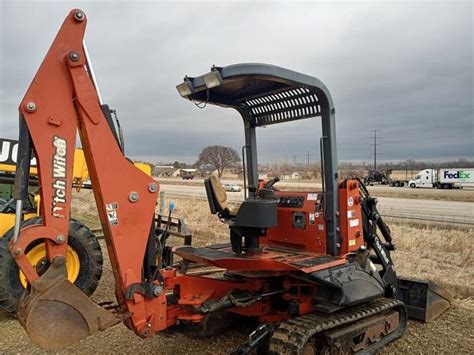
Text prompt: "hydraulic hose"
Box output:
[[12, 115, 32, 242]]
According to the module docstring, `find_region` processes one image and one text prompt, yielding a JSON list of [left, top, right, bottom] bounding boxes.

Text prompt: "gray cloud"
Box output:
[[1, 1, 472, 164]]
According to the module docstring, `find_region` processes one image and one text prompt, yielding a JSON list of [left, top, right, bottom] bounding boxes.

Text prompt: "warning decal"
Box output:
[[105, 202, 119, 226]]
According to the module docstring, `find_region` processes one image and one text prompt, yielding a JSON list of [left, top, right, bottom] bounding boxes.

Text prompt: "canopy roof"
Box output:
[[177, 63, 335, 127]]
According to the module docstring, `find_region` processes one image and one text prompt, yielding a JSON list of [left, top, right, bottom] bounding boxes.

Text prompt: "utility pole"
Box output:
[[371, 130, 380, 170], [307, 151, 310, 166]]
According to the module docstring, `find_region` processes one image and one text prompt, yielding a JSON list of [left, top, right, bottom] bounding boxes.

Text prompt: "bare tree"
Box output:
[[197, 145, 240, 177]]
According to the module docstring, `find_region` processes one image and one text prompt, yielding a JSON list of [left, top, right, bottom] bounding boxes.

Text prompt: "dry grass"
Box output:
[[166, 196, 229, 248], [72, 190, 473, 299], [387, 219, 473, 298], [71, 189, 101, 229]]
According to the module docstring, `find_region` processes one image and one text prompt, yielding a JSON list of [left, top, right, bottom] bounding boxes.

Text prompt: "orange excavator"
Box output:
[[9, 9, 452, 353]]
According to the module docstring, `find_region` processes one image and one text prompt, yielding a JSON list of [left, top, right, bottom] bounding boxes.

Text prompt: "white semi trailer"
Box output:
[[408, 168, 474, 189]]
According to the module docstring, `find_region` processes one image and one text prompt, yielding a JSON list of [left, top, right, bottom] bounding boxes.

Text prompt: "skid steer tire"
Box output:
[[0, 217, 103, 316]]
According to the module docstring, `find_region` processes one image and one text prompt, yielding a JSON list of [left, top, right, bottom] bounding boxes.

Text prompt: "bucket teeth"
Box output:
[[17, 264, 118, 349]]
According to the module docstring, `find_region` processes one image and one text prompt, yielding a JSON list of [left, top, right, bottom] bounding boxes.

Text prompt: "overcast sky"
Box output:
[[1, 1, 472, 164]]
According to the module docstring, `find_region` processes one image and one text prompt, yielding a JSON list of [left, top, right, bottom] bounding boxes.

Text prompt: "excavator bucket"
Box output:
[[17, 264, 119, 349], [399, 277, 453, 322]]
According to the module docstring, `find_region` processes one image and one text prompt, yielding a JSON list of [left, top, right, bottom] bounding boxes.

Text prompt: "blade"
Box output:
[[17, 262, 119, 349]]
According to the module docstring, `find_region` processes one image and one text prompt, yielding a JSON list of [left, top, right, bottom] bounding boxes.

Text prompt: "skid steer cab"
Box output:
[[9, 9, 452, 353]]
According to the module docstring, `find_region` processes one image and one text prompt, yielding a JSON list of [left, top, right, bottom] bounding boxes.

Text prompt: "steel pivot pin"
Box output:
[[25, 102, 36, 112], [69, 51, 80, 62], [74, 11, 85, 22], [53, 255, 66, 267], [129, 191, 139, 202]]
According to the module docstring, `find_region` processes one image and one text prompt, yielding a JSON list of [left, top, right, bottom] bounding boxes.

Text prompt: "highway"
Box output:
[[159, 183, 474, 225], [375, 196, 473, 225]]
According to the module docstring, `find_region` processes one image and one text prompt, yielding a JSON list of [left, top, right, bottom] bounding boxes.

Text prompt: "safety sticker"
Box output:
[[309, 213, 315, 224], [318, 224, 324, 231], [106, 202, 119, 226], [347, 197, 354, 207], [307, 193, 318, 201], [349, 218, 359, 227], [347, 210, 356, 218], [349, 239, 356, 246]]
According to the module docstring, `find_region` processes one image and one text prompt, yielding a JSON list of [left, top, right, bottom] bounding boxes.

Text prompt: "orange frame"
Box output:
[[9, 9, 368, 342]]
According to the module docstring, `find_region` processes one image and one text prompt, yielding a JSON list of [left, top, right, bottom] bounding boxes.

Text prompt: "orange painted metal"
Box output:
[[338, 180, 364, 255], [173, 245, 346, 273], [10, 225, 61, 282], [10, 9, 373, 347], [9, 10, 83, 269], [266, 191, 326, 253], [10, 9, 164, 338], [264, 182, 364, 257], [168, 274, 263, 323]]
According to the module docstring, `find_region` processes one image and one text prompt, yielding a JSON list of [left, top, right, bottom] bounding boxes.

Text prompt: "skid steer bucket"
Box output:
[[399, 277, 453, 322], [17, 263, 119, 349]]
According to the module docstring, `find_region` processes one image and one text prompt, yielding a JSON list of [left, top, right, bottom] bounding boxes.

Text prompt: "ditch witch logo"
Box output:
[[444, 170, 471, 180], [52, 136, 67, 218]]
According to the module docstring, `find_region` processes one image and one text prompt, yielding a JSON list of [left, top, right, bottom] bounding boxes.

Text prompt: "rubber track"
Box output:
[[269, 298, 407, 354]]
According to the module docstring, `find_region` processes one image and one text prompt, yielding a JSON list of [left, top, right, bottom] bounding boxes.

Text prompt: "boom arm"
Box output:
[[0, 138, 89, 186], [10, 9, 166, 346]]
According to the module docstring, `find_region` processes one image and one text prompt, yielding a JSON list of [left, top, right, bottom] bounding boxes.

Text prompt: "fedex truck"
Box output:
[[408, 168, 474, 189]]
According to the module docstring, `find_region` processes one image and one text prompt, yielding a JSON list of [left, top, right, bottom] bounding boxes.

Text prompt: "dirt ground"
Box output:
[[0, 193, 472, 353], [1, 250, 472, 354]]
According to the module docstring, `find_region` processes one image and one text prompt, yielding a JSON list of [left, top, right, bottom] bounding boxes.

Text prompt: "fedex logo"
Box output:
[[444, 170, 471, 180]]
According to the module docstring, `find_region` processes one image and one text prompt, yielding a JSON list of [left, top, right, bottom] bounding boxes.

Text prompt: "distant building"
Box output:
[[291, 172, 301, 180], [153, 166, 176, 177], [281, 172, 302, 180]]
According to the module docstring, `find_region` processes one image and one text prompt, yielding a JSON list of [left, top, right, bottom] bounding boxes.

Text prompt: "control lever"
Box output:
[[258, 177, 280, 200], [264, 176, 280, 190]]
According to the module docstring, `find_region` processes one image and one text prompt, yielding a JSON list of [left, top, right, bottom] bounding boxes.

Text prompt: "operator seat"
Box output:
[[204, 175, 278, 254], [204, 175, 240, 218]]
